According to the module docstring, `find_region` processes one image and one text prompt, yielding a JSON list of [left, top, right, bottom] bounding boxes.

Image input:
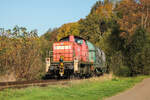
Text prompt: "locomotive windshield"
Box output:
[[60, 37, 69, 42]]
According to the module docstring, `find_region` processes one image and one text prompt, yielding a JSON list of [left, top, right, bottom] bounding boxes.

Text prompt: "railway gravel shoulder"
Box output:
[[0, 79, 70, 90]]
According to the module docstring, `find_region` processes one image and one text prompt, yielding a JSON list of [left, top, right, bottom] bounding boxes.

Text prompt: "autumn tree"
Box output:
[[123, 27, 150, 75], [57, 22, 80, 41], [115, 0, 150, 38], [79, 0, 115, 46], [0, 26, 45, 80], [41, 28, 59, 62], [109, 0, 150, 76]]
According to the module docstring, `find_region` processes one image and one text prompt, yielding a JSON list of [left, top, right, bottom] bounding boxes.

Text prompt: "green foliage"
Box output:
[[105, 0, 150, 76], [109, 52, 131, 76], [43, 28, 58, 41], [123, 27, 150, 75], [116, 66, 131, 77], [41, 28, 58, 63], [108, 25, 150, 76], [79, 1, 114, 45]]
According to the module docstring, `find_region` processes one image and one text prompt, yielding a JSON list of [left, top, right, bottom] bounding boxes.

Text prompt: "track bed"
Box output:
[[0, 79, 69, 91]]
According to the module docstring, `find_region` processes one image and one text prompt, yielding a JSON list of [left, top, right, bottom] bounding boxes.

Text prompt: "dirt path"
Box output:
[[105, 78, 150, 100]]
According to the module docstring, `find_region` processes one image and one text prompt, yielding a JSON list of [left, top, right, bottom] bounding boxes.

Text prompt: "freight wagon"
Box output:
[[45, 35, 106, 78]]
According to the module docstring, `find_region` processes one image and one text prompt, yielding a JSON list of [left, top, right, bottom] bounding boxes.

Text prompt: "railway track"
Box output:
[[0, 79, 69, 91]]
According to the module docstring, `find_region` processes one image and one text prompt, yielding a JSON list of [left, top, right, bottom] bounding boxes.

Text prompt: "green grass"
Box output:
[[0, 76, 148, 100]]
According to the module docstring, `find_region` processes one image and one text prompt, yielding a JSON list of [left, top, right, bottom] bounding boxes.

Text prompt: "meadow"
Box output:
[[0, 75, 148, 100]]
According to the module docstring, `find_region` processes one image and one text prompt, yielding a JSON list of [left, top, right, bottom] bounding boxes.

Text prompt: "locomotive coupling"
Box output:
[[59, 56, 64, 76]]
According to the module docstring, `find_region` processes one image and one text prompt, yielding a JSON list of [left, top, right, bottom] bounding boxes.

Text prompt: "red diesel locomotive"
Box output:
[[45, 35, 106, 78]]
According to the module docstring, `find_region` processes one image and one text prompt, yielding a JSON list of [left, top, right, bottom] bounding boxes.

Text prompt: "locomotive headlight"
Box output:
[[60, 63, 63, 66]]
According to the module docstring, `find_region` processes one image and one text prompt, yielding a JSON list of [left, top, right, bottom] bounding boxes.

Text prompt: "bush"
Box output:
[[109, 52, 131, 77], [115, 66, 131, 77], [123, 27, 150, 76], [0, 27, 46, 81]]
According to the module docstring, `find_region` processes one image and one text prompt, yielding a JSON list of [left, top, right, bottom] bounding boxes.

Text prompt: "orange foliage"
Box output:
[[95, 2, 113, 19], [116, 0, 150, 38]]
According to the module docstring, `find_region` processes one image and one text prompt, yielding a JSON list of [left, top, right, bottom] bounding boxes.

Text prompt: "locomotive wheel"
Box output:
[[70, 74, 80, 80], [90, 71, 95, 77], [70, 75, 75, 79]]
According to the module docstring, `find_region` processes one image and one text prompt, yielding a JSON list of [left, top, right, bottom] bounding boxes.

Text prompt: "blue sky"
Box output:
[[0, 0, 99, 35]]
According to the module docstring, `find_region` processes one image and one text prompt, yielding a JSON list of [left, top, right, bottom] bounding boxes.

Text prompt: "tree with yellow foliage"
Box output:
[[57, 22, 80, 41]]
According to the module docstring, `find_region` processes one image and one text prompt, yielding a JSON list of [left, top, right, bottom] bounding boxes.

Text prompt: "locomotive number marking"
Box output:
[[54, 46, 71, 50]]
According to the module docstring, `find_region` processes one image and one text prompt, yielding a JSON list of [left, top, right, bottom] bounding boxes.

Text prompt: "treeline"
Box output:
[[0, 0, 150, 80], [43, 0, 150, 76]]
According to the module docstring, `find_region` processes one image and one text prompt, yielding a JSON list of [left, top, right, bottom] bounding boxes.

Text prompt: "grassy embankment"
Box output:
[[0, 75, 148, 100]]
